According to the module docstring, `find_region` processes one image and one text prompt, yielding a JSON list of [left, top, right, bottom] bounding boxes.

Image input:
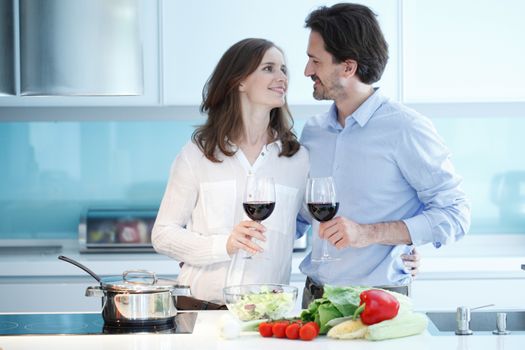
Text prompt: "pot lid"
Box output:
[[100, 270, 189, 293]]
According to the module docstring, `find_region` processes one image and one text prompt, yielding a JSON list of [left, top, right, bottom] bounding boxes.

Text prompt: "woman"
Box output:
[[152, 38, 309, 306]]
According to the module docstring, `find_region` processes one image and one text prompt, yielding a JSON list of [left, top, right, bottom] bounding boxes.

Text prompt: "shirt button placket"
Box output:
[[333, 132, 343, 173]]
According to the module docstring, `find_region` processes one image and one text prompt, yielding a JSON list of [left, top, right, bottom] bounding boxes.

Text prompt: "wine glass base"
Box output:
[[311, 256, 341, 263], [242, 254, 269, 260]]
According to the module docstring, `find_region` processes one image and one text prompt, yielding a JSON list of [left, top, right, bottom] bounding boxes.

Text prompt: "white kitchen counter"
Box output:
[[0, 311, 524, 350]]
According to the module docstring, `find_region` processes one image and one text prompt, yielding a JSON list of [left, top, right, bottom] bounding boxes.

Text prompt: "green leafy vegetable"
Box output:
[[240, 318, 269, 332], [323, 285, 366, 316], [318, 303, 343, 334], [301, 285, 369, 334]]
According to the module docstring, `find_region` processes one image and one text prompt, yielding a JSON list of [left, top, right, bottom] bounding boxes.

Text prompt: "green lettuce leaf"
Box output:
[[318, 302, 343, 334], [323, 285, 369, 316], [301, 285, 375, 334]]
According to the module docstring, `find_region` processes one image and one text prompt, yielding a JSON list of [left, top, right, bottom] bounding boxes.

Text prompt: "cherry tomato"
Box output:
[[258, 322, 273, 337], [272, 321, 289, 338], [299, 323, 318, 341], [303, 321, 320, 335], [285, 323, 301, 339]]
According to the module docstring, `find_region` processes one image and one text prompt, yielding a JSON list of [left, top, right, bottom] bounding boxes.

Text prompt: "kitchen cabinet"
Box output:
[[0, 276, 101, 312], [0, 0, 159, 107], [0, 0, 15, 96], [0, 244, 306, 313], [412, 278, 525, 311], [0, 272, 305, 314], [161, 0, 399, 106], [0, 276, 306, 314], [0, 246, 183, 312], [4, 257, 523, 314], [410, 239, 525, 311], [1, 0, 398, 111]]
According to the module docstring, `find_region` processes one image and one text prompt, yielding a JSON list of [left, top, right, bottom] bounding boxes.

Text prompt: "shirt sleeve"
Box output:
[[396, 115, 471, 248], [294, 149, 312, 239], [295, 204, 312, 239], [151, 144, 230, 266]]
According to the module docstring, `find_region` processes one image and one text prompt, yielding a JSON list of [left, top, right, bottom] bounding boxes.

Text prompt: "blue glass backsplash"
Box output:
[[0, 116, 523, 239], [0, 120, 201, 239]]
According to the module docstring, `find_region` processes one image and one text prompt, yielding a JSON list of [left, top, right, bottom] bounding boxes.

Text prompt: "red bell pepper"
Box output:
[[352, 289, 400, 325]]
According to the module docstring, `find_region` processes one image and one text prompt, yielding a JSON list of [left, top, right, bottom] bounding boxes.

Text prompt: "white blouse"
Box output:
[[152, 140, 309, 302]]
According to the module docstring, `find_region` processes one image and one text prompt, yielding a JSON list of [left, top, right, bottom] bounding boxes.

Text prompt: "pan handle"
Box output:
[[58, 255, 101, 283]]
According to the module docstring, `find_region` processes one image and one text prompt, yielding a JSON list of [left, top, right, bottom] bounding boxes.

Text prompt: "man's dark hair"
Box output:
[[305, 3, 388, 84]]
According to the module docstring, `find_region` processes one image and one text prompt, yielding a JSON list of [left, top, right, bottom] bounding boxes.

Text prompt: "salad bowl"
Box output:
[[223, 284, 298, 321]]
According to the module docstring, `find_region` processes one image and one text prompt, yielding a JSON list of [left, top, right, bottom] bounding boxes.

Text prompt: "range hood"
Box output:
[[0, 0, 15, 95], [19, 0, 143, 96]]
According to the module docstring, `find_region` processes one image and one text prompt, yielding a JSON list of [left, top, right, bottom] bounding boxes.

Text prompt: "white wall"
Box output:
[[403, 0, 525, 103]]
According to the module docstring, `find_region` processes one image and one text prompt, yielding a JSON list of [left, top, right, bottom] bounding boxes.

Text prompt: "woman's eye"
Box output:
[[263, 66, 273, 72], [281, 67, 287, 75]]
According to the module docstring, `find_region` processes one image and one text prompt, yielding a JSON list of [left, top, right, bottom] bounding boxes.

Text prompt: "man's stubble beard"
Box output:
[[312, 79, 345, 101]]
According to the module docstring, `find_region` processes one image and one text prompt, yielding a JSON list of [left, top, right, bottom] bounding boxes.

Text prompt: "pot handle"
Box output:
[[171, 285, 192, 297], [85, 285, 105, 297], [122, 269, 158, 285]]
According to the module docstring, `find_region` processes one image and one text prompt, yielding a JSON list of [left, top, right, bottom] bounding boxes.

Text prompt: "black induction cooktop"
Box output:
[[0, 312, 198, 336]]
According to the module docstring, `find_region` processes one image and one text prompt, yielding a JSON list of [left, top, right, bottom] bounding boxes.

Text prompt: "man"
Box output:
[[298, 3, 471, 307]]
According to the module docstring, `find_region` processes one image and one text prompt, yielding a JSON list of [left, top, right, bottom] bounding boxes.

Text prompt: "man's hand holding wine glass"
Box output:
[[318, 216, 369, 249], [319, 218, 412, 249]]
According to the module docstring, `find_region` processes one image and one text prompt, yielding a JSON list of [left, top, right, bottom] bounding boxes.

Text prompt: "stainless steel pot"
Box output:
[[86, 269, 191, 325]]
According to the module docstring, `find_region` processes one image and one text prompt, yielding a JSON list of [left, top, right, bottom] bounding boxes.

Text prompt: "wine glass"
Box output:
[[306, 176, 340, 262], [242, 175, 276, 259]]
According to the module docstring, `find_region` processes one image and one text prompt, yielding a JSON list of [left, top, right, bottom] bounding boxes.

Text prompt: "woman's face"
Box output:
[[239, 47, 288, 109]]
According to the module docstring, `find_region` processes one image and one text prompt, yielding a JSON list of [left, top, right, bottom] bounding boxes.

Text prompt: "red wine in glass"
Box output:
[[243, 202, 275, 221], [307, 202, 339, 222], [306, 177, 340, 262], [242, 176, 275, 259]]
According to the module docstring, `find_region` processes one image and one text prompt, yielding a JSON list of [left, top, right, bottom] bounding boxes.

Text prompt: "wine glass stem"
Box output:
[[252, 220, 261, 253], [242, 220, 261, 259], [322, 239, 330, 258]]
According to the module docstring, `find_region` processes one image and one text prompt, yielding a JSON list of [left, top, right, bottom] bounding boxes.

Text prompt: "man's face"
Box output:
[[304, 31, 345, 101]]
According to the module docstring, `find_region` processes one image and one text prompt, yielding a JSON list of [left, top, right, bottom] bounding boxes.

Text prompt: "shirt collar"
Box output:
[[226, 132, 283, 152], [325, 104, 342, 131], [325, 88, 387, 129], [352, 88, 386, 127], [267, 139, 283, 152]]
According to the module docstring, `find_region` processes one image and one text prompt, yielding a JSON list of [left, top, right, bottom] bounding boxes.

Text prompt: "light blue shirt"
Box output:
[[298, 89, 470, 287]]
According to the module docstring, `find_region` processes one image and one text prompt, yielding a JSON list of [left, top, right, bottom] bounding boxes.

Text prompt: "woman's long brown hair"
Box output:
[[192, 38, 300, 163]]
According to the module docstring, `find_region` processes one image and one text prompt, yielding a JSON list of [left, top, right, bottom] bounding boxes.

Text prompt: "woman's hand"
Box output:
[[401, 247, 421, 277], [226, 220, 267, 255]]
